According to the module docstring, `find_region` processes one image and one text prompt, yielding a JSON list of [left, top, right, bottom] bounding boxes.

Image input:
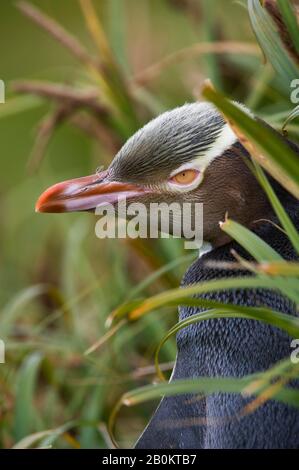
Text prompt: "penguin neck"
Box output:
[[198, 241, 213, 259]]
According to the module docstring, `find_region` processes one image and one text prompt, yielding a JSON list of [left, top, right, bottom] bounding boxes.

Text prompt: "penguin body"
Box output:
[[136, 198, 299, 449]]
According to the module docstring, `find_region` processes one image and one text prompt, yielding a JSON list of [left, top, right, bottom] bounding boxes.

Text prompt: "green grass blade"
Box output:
[[78, 388, 106, 448], [117, 357, 299, 408], [122, 376, 252, 405], [38, 421, 78, 448], [13, 430, 54, 449], [248, 0, 299, 86], [155, 306, 299, 379], [12, 421, 76, 449], [107, 253, 195, 327], [220, 218, 282, 261], [252, 162, 299, 254], [277, 0, 299, 55], [107, 358, 299, 443], [201, 0, 223, 90], [202, 84, 299, 198], [107, 0, 128, 73], [123, 276, 299, 321], [283, 105, 299, 131], [13, 352, 44, 441], [258, 261, 299, 276], [0, 284, 50, 335], [220, 218, 299, 301], [126, 254, 195, 301]]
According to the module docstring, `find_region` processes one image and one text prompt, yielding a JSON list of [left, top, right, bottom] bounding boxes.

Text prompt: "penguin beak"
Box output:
[[35, 171, 147, 213]]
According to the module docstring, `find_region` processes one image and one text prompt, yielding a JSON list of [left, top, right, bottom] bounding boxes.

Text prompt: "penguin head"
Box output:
[[35, 102, 269, 246]]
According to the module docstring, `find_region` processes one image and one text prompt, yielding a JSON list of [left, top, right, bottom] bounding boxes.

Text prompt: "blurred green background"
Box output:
[[0, 0, 297, 449]]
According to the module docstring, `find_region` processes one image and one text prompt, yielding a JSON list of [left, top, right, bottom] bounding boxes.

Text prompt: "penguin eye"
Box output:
[[170, 169, 199, 185]]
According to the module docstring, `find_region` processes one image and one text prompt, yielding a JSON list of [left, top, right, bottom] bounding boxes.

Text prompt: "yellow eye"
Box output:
[[171, 169, 199, 185]]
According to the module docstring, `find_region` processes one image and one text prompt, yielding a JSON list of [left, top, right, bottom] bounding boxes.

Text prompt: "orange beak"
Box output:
[[35, 171, 148, 213]]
